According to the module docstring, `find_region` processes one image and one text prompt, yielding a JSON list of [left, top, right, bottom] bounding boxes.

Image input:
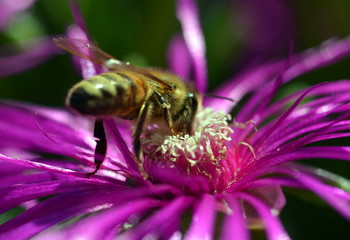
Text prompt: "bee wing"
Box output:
[[53, 38, 117, 65], [53, 37, 174, 89], [53, 38, 142, 72]]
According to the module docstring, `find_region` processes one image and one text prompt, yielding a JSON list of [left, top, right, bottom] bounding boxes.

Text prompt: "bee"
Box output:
[[53, 38, 201, 176]]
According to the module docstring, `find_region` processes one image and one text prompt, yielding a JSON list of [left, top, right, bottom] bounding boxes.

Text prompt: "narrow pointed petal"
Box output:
[[221, 197, 249, 240], [0, 154, 87, 178], [210, 37, 350, 113], [0, 38, 59, 77], [0, 190, 120, 240], [58, 199, 160, 240], [0, 0, 35, 29], [0, 180, 110, 214], [70, 0, 90, 38], [167, 34, 191, 80], [253, 83, 327, 149], [275, 167, 350, 220], [234, 193, 291, 240], [176, 0, 207, 93], [66, 25, 103, 79], [0, 185, 179, 239], [66, 1, 104, 78], [184, 194, 216, 240], [103, 117, 139, 174], [0, 102, 95, 162], [147, 164, 210, 194], [233, 0, 293, 64], [118, 196, 194, 240]]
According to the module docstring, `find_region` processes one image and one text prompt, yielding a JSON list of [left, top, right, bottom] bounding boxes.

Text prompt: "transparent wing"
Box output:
[[53, 37, 173, 88], [54, 38, 116, 65]]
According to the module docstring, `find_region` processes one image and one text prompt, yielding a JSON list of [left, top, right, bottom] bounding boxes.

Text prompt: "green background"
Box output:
[[0, 0, 349, 239]]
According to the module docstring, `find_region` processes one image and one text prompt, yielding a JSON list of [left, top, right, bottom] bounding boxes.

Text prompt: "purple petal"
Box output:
[[257, 80, 350, 129], [257, 104, 350, 148], [167, 34, 191, 80], [233, 0, 293, 65], [233, 192, 291, 240], [254, 114, 350, 155], [53, 199, 161, 240], [66, 25, 104, 79], [0, 179, 111, 214], [220, 197, 249, 240], [0, 38, 59, 77], [0, 153, 126, 185], [277, 147, 350, 163], [0, 154, 89, 178], [283, 38, 350, 82], [260, 80, 350, 122], [275, 166, 350, 220], [0, 102, 95, 162], [184, 194, 216, 240], [147, 164, 210, 194], [0, 0, 35, 29], [254, 113, 350, 168], [292, 164, 350, 189], [118, 196, 194, 240], [70, 0, 90, 39], [66, 1, 105, 78], [0, 160, 85, 188], [210, 37, 350, 113], [0, 184, 179, 239], [176, 0, 207, 93], [239, 177, 304, 190], [0, 190, 120, 240], [248, 186, 286, 214], [103, 117, 139, 175], [236, 145, 350, 185], [253, 83, 327, 150]]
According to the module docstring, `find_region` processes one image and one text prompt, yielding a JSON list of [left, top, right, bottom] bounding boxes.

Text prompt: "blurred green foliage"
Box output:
[[0, 0, 350, 239]]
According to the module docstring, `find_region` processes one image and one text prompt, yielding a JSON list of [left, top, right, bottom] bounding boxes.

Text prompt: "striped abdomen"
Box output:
[[66, 72, 147, 118]]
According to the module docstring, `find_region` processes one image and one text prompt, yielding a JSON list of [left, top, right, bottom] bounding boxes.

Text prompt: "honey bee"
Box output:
[[53, 38, 201, 176]]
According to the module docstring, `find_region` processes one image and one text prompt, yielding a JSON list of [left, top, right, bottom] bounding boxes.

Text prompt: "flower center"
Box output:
[[141, 108, 234, 192]]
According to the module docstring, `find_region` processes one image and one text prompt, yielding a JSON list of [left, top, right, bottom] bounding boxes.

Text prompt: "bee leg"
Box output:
[[163, 103, 176, 135], [155, 92, 176, 135], [133, 100, 151, 178], [86, 119, 107, 177]]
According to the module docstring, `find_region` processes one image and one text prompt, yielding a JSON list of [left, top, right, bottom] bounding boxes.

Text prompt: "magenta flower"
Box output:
[[1, 1, 350, 239]]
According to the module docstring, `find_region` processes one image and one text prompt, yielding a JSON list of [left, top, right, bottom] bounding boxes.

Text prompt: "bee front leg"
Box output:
[[86, 119, 107, 177], [162, 102, 176, 135], [154, 92, 177, 135]]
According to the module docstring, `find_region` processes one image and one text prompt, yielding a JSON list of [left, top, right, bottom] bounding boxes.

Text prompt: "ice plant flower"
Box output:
[[1, 1, 350, 240]]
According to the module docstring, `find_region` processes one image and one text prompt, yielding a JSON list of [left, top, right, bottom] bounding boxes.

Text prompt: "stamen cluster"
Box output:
[[142, 108, 234, 192]]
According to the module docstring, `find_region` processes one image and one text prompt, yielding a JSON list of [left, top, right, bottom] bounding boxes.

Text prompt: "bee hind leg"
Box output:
[[86, 119, 107, 177]]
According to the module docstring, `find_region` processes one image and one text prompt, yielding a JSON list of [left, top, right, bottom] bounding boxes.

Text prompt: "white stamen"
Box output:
[[142, 108, 233, 174]]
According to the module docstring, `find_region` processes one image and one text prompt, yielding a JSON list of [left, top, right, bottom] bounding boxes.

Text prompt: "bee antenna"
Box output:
[[204, 94, 235, 102]]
